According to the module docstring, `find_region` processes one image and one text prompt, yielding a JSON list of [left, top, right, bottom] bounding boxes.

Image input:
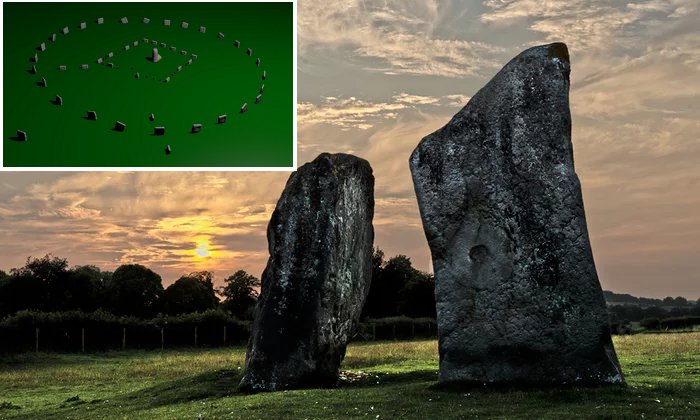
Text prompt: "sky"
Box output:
[[1, 0, 699, 299]]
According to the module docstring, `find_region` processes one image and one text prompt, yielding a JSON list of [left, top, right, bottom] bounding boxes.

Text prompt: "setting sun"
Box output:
[[194, 242, 211, 259]]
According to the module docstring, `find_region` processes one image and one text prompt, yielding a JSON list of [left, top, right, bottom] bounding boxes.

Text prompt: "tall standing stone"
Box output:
[[409, 43, 624, 387], [240, 153, 375, 392]]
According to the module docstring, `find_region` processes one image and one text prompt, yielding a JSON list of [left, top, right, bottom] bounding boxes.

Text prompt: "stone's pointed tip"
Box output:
[[547, 42, 569, 63]]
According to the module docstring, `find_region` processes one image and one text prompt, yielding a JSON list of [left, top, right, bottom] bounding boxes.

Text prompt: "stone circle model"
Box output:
[[22, 15, 268, 155]]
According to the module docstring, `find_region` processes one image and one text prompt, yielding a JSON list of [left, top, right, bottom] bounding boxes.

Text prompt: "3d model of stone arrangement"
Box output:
[[18, 16, 267, 155], [239, 43, 624, 393]]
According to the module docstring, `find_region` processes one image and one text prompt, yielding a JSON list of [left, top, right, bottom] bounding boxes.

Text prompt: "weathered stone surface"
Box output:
[[240, 153, 375, 392], [409, 43, 624, 387]]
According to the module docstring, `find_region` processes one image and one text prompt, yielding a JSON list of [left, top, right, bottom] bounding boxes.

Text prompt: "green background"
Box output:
[[3, 2, 293, 167]]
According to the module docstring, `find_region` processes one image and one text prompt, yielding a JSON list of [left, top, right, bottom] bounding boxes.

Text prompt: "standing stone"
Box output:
[[149, 113, 155, 122], [81, 64, 88, 70], [114, 121, 126, 132], [31, 53, 37, 63], [120, 17, 128, 24], [61, 26, 69, 34], [191, 54, 198, 60], [255, 94, 262, 104], [108, 52, 113, 58], [135, 72, 140, 79], [234, 40, 240, 48], [246, 47, 253, 56], [143, 17, 150, 24], [124, 45, 130, 51], [97, 17, 104, 24], [96, 57, 103, 64], [155, 126, 165, 135], [40, 77, 46, 87], [152, 48, 161, 63], [133, 40, 139, 46], [260, 84, 265, 93], [80, 22, 86, 29], [107, 62, 114, 68], [409, 43, 624, 387], [55, 95, 63, 105], [50, 33, 56, 42], [181, 21, 189, 29], [58, 65, 66, 71], [262, 70, 267, 80], [255, 58, 260, 67], [240, 153, 375, 392], [16, 130, 27, 141], [218, 32, 225, 39], [39, 42, 46, 51], [199, 26, 206, 33], [163, 19, 171, 26], [87, 111, 97, 120], [191, 123, 202, 133], [240, 103, 248, 114], [164, 76, 170, 83], [165, 145, 172, 155], [170, 46, 176, 52], [30, 65, 36, 74], [217, 114, 227, 124], [180, 50, 187, 55]]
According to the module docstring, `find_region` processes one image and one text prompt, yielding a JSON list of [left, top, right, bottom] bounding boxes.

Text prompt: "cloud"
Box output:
[[299, 0, 506, 78]]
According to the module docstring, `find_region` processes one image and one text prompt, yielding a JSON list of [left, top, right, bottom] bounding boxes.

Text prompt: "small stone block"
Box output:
[[30, 65, 36, 74], [234, 40, 240, 48], [160, 42, 166, 48], [246, 48, 252, 56], [121, 17, 128, 24], [55, 95, 63, 105], [143, 17, 150, 24], [58, 65, 66, 71], [170, 46, 177, 52], [262, 70, 267, 80], [181, 50, 187, 55], [107, 62, 114, 68], [124, 45, 130, 51], [164, 77, 170, 83], [199, 26, 206, 33], [135, 72, 140, 79], [114, 121, 126, 132], [87, 111, 97, 120], [16, 130, 27, 141], [218, 32, 225, 39], [50, 33, 56, 42], [181, 21, 189, 29], [240, 103, 248, 114], [191, 54, 198, 60], [164, 19, 171, 26], [149, 113, 155, 122], [192, 124, 202, 133], [152, 40, 157, 45], [155, 126, 165, 135], [255, 94, 262, 104], [260, 84, 265, 93], [165, 145, 172, 155], [96, 57, 103, 64], [32, 53, 38, 62], [97, 17, 104, 24], [62, 26, 69, 34], [177, 66, 182, 72], [256, 58, 261, 66], [133, 41, 139, 46], [143, 37, 149, 42], [217, 115, 227, 124], [108, 52, 113, 58], [80, 22, 86, 29], [39, 42, 46, 51], [187, 58, 192, 65], [81, 64, 88, 70], [41, 77, 47, 87]]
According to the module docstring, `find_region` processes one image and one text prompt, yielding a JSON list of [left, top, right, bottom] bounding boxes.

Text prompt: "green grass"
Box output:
[[1, 333, 699, 419], [3, 2, 293, 167]]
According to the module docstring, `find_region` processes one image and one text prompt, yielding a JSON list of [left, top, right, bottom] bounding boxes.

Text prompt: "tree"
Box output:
[[7, 254, 69, 311], [361, 251, 436, 319], [105, 264, 164, 317], [0, 272, 45, 317], [220, 270, 260, 319], [161, 271, 219, 315]]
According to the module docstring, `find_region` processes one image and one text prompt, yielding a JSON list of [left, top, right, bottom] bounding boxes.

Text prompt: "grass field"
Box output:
[[0, 333, 699, 419], [3, 2, 293, 167]]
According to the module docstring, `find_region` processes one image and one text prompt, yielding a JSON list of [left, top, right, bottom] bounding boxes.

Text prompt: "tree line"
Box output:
[[0, 249, 436, 322]]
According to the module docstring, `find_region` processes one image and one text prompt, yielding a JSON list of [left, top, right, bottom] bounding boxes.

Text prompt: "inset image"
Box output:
[[3, 2, 294, 168]]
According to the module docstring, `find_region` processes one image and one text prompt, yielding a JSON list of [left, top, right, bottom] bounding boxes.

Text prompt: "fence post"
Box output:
[[161, 327, 164, 351], [35, 327, 39, 353], [223, 325, 227, 345], [122, 327, 126, 350], [194, 326, 198, 347], [81, 327, 85, 353]]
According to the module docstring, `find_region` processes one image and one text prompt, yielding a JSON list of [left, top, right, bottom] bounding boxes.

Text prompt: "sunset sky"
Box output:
[[1, 0, 699, 299]]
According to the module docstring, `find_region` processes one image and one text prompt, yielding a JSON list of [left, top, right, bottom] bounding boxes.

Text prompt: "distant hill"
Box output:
[[603, 290, 698, 308]]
